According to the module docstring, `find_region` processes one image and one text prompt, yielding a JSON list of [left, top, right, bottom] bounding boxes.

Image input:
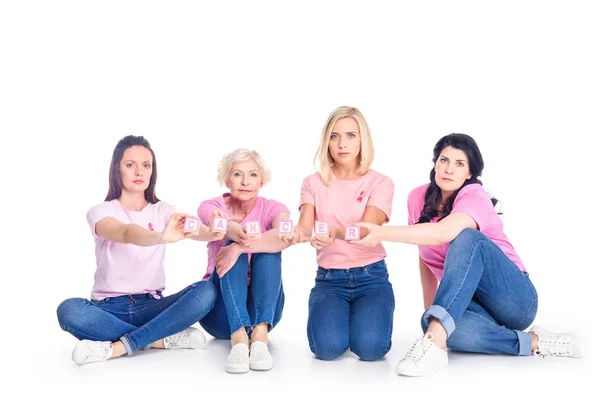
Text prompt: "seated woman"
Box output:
[[353, 133, 581, 377], [57, 135, 224, 365], [197, 148, 290, 373]]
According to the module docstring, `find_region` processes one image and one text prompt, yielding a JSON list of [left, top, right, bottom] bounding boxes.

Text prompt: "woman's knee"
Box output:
[[351, 339, 390, 361], [450, 228, 486, 249], [187, 281, 218, 313], [56, 298, 88, 330], [310, 339, 348, 361]]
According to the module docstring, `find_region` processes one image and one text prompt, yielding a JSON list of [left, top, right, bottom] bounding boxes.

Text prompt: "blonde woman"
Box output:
[[197, 149, 291, 373], [286, 106, 395, 361]]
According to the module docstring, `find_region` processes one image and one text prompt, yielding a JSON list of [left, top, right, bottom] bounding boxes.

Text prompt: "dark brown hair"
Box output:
[[105, 135, 160, 203]]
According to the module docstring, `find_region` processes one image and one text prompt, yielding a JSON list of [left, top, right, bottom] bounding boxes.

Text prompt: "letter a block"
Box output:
[[212, 216, 229, 233]]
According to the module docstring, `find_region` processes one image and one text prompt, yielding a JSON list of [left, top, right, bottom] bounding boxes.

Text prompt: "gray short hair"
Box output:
[[217, 148, 272, 186]]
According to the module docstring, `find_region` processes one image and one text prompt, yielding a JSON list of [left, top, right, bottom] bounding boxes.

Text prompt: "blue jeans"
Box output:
[[200, 244, 285, 339], [422, 228, 538, 356], [57, 280, 217, 354], [307, 259, 395, 361]]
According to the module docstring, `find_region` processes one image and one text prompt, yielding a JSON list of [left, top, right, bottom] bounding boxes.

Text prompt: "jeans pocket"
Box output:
[[365, 264, 389, 278], [315, 272, 327, 282]]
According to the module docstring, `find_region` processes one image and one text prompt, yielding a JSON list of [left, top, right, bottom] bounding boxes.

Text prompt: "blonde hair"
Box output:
[[314, 106, 374, 186], [217, 148, 272, 186]]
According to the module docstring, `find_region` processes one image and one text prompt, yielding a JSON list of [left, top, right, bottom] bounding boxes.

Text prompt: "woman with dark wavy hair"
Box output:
[[57, 135, 225, 365], [353, 133, 580, 376]]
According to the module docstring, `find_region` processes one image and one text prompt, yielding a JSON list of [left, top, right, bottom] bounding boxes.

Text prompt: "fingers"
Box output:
[[310, 237, 325, 250], [216, 264, 231, 278], [172, 213, 187, 221], [290, 231, 301, 245], [313, 235, 333, 245], [218, 210, 229, 219], [213, 232, 226, 240], [349, 236, 376, 247]]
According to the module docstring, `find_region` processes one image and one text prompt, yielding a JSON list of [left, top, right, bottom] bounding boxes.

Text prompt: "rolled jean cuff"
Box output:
[[516, 330, 532, 356], [120, 335, 134, 355], [422, 305, 456, 337], [229, 318, 252, 336]]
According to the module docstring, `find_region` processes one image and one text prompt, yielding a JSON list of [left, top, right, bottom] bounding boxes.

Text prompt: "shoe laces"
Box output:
[[535, 339, 573, 357], [404, 332, 434, 363], [165, 329, 190, 348]]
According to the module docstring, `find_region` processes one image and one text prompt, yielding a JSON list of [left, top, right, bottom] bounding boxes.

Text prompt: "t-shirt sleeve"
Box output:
[[197, 198, 223, 225], [263, 199, 290, 230], [299, 176, 314, 210], [451, 185, 496, 231], [86, 202, 115, 238], [367, 176, 394, 222], [407, 188, 422, 225]]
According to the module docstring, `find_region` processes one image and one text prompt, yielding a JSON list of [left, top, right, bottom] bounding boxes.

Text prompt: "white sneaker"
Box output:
[[164, 327, 206, 350], [225, 343, 250, 374], [250, 341, 273, 371], [72, 340, 113, 365], [530, 326, 581, 358], [396, 332, 449, 377]]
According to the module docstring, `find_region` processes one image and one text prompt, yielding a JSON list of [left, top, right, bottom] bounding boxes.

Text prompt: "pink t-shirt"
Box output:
[[407, 183, 526, 281], [86, 200, 176, 300], [300, 170, 394, 269], [197, 194, 290, 280]]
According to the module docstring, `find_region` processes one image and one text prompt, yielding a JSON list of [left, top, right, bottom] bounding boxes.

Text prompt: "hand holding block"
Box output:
[[278, 220, 294, 238], [345, 226, 360, 241], [314, 221, 329, 237], [183, 216, 200, 235], [212, 216, 229, 233], [245, 221, 262, 238]]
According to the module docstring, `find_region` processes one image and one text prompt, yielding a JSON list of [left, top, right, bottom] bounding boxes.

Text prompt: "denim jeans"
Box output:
[[422, 228, 538, 356], [200, 244, 285, 339], [57, 280, 217, 354], [307, 259, 395, 361]]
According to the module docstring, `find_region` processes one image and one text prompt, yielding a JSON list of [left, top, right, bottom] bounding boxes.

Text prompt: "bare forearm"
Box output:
[[332, 226, 371, 240], [188, 224, 218, 241], [237, 229, 290, 254], [297, 224, 313, 237], [380, 223, 449, 246], [225, 221, 243, 242], [123, 224, 164, 246]]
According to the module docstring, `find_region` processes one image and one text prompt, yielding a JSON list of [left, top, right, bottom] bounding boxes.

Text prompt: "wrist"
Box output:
[[230, 242, 243, 254], [158, 231, 168, 245]]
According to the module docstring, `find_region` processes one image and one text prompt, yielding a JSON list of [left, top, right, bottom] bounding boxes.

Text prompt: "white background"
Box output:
[[1, 1, 597, 398]]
